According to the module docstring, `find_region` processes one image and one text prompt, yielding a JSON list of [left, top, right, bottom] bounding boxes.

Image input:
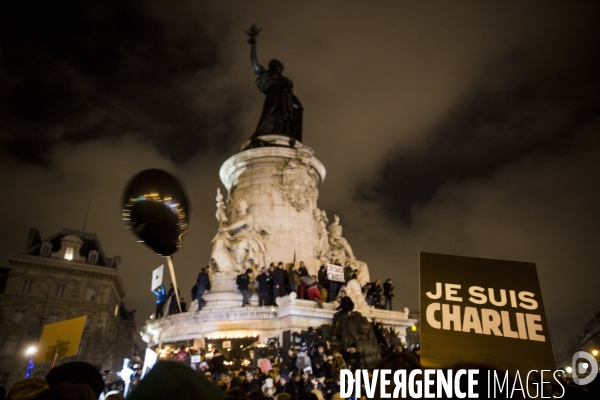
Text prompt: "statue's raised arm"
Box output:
[[245, 24, 265, 75], [244, 24, 303, 141]]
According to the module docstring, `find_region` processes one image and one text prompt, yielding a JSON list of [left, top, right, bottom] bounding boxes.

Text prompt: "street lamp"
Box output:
[[25, 346, 36, 378], [565, 366, 573, 374]]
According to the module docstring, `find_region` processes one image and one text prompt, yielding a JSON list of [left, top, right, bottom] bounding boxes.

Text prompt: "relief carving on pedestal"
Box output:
[[272, 155, 318, 211]]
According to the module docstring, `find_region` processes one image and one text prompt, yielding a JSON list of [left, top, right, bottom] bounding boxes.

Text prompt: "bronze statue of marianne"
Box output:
[[245, 24, 303, 142]]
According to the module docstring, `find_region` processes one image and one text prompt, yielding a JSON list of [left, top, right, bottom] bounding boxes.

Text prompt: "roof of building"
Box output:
[[24, 227, 117, 268]]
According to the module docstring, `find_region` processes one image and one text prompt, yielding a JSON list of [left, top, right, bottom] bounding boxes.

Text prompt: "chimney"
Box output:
[[25, 228, 41, 252]]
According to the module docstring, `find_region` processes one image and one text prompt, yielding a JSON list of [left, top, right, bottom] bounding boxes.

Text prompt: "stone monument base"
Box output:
[[142, 292, 415, 351]]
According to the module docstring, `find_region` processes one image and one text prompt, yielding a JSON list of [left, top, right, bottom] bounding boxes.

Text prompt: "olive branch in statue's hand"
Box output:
[[245, 24, 261, 44]]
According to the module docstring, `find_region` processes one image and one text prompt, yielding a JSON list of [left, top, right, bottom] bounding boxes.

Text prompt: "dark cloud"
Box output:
[[0, 1, 243, 165], [358, 39, 600, 223]]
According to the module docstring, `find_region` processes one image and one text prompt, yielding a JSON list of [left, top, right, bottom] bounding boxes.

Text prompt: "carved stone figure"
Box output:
[[341, 311, 381, 369], [210, 199, 270, 274], [313, 208, 330, 264], [246, 24, 303, 141], [327, 215, 355, 259], [342, 279, 371, 315], [215, 188, 228, 229], [272, 156, 317, 211], [353, 260, 370, 287]]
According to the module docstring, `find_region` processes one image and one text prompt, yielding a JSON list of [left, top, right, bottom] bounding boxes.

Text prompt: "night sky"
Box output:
[[1, 2, 599, 359]]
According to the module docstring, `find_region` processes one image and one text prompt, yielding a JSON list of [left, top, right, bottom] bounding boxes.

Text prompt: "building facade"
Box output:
[[0, 228, 138, 390]]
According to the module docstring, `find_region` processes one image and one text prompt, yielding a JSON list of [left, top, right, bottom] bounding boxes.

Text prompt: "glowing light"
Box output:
[[26, 346, 36, 356], [64, 247, 74, 260], [411, 326, 417, 331], [592, 350, 599, 356], [566, 366, 573, 374]]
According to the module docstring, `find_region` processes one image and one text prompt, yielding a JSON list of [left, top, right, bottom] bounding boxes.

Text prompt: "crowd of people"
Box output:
[[150, 259, 396, 318], [193, 341, 370, 400], [151, 261, 395, 317], [231, 260, 395, 311], [3, 343, 596, 400], [156, 285, 410, 400]]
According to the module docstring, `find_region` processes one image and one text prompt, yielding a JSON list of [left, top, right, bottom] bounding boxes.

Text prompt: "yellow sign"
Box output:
[[34, 316, 86, 363]]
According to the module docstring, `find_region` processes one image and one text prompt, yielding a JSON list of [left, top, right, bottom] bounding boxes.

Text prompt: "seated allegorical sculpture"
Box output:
[[327, 215, 355, 260], [210, 197, 270, 274]]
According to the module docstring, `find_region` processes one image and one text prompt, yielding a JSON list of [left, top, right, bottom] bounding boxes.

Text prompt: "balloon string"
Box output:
[[166, 256, 183, 314]]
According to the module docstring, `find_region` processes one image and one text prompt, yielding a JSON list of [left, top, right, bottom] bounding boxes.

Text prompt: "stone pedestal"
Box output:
[[219, 140, 326, 275], [141, 294, 416, 348], [202, 274, 260, 308]]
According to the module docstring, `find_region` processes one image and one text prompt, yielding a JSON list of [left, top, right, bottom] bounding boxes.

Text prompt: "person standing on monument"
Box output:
[[287, 263, 298, 295], [383, 278, 394, 310], [343, 261, 353, 283], [333, 289, 354, 335], [297, 261, 309, 299], [236, 268, 253, 307], [195, 267, 210, 310], [256, 267, 272, 306], [317, 265, 329, 302], [368, 278, 382, 308], [167, 284, 180, 315], [152, 284, 166, 319], [273, 261, 287, 304]]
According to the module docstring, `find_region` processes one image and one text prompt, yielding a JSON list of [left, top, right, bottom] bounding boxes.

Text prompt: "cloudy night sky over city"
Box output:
[[1, 1, 599, 354]]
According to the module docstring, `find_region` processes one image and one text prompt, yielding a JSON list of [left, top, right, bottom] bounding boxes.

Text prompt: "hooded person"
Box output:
[[128, 361, 225, 400], [276, 374, 294, 395], [295, 347, 312, 372]]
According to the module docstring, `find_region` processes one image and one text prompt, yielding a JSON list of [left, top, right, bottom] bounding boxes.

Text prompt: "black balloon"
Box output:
[[122, 169, 190, 256]]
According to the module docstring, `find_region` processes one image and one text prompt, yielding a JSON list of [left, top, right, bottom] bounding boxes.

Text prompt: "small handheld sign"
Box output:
[[327, 264, 345, 283], [151, 264, 164, 291]]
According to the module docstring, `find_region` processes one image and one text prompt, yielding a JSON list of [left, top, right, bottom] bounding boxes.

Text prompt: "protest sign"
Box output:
[[35, 316, 86, 363], [141, 348, 158, 378], [420, 252, 555, 375], [151, 264, 164, 291], [327, 264, 345, 282]]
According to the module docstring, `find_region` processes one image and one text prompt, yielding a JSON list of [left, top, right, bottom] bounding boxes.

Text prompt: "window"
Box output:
[[21, 279, 32, 294], [14, 308, 26, 325], [86, 288, 96, 302], [40, 242, 53, 256], [48, 311, 60, 323], [55, 283, 66, 298], [88, 250, 99, 264], [64, 247, 74, 260]]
